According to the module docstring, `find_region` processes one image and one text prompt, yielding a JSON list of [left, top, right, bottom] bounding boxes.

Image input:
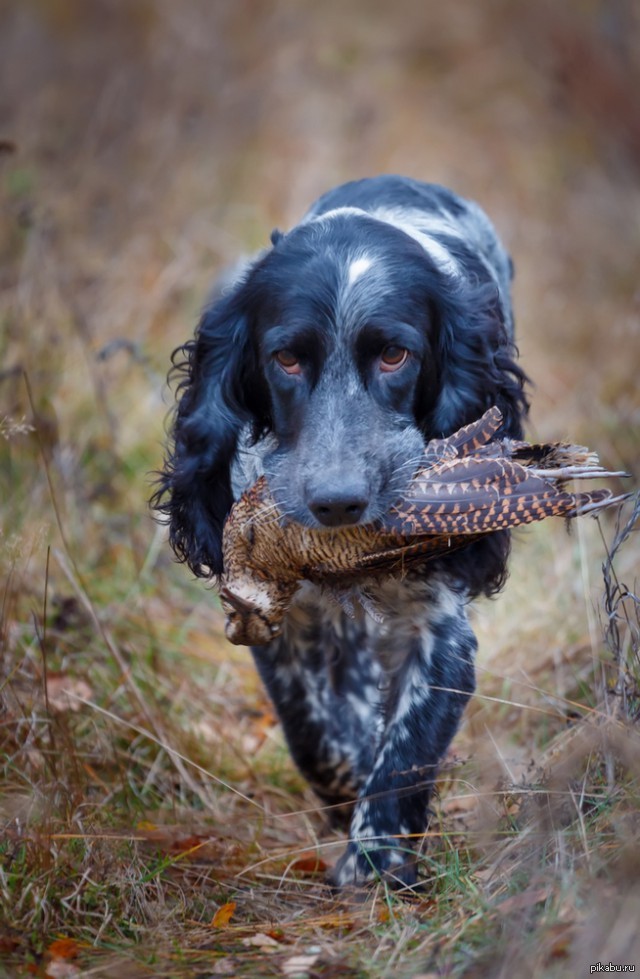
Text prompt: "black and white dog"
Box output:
[[153, 176, 529, 888]]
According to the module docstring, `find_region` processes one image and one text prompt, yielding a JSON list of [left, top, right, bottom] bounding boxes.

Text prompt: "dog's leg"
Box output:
[[330, 578, 477, 889], [250, 603, 383, 814]]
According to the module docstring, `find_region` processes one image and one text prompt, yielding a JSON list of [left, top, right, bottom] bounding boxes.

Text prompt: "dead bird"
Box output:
[[220, 406, 628, 646]]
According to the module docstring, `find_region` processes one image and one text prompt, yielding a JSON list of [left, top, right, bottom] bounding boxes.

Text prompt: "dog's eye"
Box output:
[[379, 345, 409, 373], [274, 349, 302, 375]]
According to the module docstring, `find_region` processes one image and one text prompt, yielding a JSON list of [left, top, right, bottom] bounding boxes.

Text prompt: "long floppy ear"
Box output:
[[418, 276, 530, 599], [428, 278, 529, 440], [151, 287, 270, 578]]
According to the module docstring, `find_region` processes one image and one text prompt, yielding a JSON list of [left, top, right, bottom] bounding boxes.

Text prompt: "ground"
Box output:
[[1, 2, 639, 976]]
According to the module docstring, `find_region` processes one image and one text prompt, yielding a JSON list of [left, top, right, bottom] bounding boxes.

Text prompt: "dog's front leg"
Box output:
[[250, 603, 382, 810], [330, 581, 477, 890]]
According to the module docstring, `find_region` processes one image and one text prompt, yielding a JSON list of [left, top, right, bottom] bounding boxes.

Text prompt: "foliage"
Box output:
[[1, 1, 639, 975]]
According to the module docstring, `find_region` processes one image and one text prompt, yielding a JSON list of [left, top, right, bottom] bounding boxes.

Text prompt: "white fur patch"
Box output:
[[347, 256, 374, 286]]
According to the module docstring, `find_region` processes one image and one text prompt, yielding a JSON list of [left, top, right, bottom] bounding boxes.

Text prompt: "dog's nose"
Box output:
[[307, 482, 369, 527]]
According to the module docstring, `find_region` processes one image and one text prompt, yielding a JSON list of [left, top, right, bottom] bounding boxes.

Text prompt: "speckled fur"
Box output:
[[251, 573, 476, 887]]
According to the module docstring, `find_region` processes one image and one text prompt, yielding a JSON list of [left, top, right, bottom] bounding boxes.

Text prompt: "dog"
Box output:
[[153, 175, 530, 888]]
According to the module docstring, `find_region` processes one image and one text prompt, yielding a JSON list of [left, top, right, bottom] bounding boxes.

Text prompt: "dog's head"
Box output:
[[152, 211, 528, 580]]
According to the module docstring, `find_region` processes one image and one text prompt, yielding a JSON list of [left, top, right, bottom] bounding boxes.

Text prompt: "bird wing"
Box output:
[[385, 451, 623, 537], [422, 405, 504, 465]]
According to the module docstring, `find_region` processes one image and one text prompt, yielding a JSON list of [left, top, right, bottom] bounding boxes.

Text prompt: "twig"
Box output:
[[599, 493, 640, 719]]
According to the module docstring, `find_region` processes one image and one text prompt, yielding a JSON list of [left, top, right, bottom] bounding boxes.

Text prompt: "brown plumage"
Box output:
[[220, 407, 627, 645]]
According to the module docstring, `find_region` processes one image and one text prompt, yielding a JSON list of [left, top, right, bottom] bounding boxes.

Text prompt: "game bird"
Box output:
[[219, 406, 627, 646]]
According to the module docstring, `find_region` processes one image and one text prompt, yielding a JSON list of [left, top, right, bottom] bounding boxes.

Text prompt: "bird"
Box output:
[[219, 406, 628, 646]]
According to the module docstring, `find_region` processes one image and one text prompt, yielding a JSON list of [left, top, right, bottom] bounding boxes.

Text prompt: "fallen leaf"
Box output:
[[47, 938, 80, 960], [170, 834, 207, 853], [45, 675, 92, 713], [211, 901, 237, 928], [241, 933, 280, 950], [290, 856, 328, 874], [282, 953, 320, 975]]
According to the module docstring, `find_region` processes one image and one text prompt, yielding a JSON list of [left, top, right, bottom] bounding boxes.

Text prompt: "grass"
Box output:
[[1, 416, 638, 978], [1, 2, 640, 976]]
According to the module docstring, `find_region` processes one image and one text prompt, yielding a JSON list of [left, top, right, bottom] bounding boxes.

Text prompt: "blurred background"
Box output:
[[2, 0, 639, 720], [1, 1, 639, 970], [2, 0, 639, 463]]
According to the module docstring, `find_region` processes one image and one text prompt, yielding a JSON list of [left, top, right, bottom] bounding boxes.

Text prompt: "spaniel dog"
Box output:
[[153, 176, 529, 888]]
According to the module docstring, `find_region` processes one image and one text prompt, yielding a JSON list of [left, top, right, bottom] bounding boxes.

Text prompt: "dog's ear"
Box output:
[[426, 279, 529, 439], [413, 275, 530, 600], [151, 288, 270, 578]]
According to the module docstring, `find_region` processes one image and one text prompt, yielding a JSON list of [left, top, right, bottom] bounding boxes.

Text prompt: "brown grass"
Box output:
[[1, 2, 639, 976]]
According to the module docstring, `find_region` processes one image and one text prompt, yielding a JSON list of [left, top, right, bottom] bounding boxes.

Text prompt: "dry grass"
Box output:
[[1, 2, 640, 976]]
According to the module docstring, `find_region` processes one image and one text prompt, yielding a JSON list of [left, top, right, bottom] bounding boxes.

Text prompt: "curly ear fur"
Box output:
[[422, 276, 530, 596], [151, 288, 270, 578], [428, 278, 529, 440]]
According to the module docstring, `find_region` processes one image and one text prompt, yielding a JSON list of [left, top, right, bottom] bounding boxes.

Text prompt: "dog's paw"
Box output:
[[328, 838, 418, 891]]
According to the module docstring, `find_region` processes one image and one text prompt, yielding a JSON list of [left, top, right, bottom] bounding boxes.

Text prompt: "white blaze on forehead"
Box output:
[[347, 256, 374, 286]]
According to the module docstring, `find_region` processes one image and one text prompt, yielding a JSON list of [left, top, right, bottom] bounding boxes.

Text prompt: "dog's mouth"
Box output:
[[263, 426, 427, 533], [264, 469, 388, 531]]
